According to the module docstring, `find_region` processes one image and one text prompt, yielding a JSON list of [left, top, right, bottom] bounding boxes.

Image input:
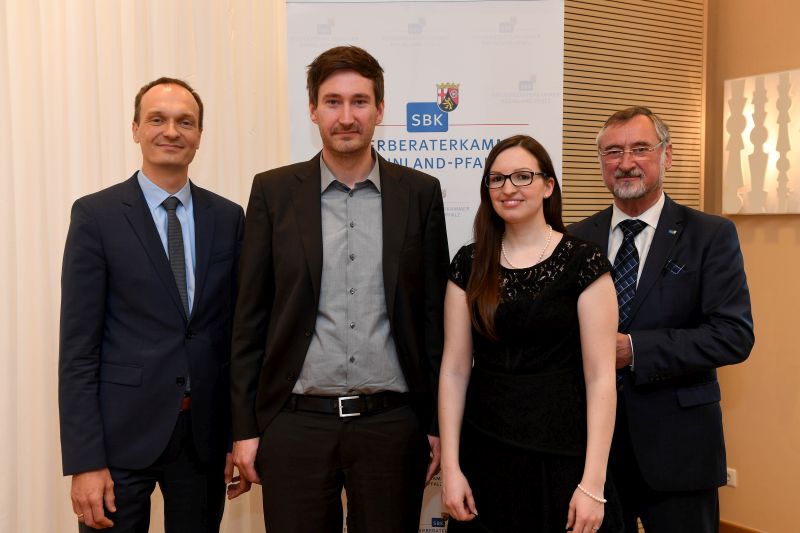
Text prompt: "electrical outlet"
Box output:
[[726, 468, 738, 487]]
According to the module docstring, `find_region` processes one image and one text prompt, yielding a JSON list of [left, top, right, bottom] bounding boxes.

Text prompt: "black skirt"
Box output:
[[446, 423, 623, 533]]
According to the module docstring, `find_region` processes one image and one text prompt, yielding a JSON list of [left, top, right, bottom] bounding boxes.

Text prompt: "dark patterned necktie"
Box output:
[[613, 219, 647, 325], [162, 196, 190, 319]]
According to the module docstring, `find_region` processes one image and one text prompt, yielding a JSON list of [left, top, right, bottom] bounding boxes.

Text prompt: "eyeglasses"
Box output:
[[598, 141, 665, 161], [484, 170, 547, 189]]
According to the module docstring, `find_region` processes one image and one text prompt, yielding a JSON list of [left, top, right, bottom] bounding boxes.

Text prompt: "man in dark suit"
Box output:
[[570, 106, 754, 532], [59, 77, 247, 532], [230, 46, 449, 533]]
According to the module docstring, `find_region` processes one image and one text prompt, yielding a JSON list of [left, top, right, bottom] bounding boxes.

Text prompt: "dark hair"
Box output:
[[467, 135, 565, 339], [596, 106, 670, 147], [306, 46, 384, 106], [133, 77, 204, 129]]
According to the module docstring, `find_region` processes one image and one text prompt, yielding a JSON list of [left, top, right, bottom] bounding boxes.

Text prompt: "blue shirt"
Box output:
[[137, 171, 196, 312]]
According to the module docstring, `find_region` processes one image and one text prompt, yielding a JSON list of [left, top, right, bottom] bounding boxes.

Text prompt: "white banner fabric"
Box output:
[[288, 0, 563, 256]]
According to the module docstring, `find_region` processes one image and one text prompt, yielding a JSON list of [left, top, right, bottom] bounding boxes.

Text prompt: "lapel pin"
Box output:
[[668, 229, 677, 235]]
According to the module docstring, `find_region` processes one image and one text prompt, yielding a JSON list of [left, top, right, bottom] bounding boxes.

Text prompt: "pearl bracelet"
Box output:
[[577, 483, 607, 504]]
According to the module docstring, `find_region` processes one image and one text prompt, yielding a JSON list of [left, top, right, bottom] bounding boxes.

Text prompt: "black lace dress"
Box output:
[[447, 235, 623, 533]]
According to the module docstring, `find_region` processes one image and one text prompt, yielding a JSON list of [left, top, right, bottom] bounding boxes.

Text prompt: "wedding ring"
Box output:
[[76, 513, 85, 520]]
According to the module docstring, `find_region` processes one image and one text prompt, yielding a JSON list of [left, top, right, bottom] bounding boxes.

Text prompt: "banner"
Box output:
[[287, 1, 563, 529], [288, 0, 563, 255]]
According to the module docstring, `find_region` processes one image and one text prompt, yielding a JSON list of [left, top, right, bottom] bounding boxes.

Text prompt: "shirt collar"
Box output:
[[137, 171, 192, 210], [611, 192, 665, 232], [319, 152, 381, 193]]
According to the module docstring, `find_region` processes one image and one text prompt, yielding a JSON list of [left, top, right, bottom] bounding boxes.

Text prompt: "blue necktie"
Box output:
[[613, 219, 647, 326]]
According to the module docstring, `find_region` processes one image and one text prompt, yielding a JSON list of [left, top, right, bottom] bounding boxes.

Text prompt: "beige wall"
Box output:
[[706, 1, 800, 531]]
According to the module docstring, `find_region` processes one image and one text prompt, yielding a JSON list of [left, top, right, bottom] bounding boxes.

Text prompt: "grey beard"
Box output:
[[612, 169, 663, 200]]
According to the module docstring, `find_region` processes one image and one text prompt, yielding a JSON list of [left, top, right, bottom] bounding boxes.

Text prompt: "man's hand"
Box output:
[[71, 468, 116, 529], [425, 435, 441, 485], [224, 451, 252, 499], [615, 333, 633, 369], [232, 437, 262, 485]]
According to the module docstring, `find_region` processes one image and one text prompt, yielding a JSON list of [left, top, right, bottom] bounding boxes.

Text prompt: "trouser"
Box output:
[[610, 397, 719, 533], [257, 403, 429, 533], [80, 411, 226, 533]]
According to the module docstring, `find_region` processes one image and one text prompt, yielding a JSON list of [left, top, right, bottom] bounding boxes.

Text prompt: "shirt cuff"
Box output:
[[628, 334, 635, 371]]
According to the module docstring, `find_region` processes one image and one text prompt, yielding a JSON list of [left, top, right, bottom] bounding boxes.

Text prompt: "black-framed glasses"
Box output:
[[484, 170, 547, 189], [598, 141, 665, 161]]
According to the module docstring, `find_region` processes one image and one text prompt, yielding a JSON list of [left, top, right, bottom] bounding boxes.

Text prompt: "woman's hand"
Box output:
[[441, 468, 478, 522], [566, 485, 604, 532]]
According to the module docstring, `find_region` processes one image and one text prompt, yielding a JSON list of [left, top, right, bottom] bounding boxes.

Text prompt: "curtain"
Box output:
[[0, 1, 288, 530]]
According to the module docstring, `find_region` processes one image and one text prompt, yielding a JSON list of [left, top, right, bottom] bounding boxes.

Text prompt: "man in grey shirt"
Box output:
[[230, 46, 449, 533]]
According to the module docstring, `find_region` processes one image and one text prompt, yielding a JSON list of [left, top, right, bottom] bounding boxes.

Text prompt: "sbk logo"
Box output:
[[406, 102, 448, 132]]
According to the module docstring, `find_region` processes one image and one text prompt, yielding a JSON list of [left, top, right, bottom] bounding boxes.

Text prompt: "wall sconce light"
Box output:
[[723, 68, 800, 214]]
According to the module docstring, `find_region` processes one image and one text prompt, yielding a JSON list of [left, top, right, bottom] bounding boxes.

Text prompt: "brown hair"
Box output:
[[133, 77, 204, 129], [306, 46, 384, 106], [467, 135, 565, 340]]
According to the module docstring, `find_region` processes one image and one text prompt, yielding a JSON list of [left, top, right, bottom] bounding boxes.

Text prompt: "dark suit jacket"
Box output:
[[230, 153, 449, 440], [570, 195, 754, 492], [59, 174, 244, 475]]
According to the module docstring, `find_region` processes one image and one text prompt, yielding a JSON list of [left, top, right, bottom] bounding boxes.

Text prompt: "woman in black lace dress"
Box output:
[[439, 135, 623, 533]]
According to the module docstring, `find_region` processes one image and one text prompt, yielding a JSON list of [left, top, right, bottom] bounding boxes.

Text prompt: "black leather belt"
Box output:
[[283, 392, 409, 418]]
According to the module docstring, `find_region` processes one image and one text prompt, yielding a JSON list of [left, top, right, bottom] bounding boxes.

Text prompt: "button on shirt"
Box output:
[[137, 171, 196, 312], [293, 157, 408, 395]]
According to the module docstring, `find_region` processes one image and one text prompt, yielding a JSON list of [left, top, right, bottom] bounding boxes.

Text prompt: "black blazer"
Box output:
[[570, 195, 754, 491], [230, 153, 449, 440], [59, 174, 244, 475]]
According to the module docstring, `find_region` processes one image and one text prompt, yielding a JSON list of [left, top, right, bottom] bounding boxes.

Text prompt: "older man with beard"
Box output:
[[570, 106, 754, 533]]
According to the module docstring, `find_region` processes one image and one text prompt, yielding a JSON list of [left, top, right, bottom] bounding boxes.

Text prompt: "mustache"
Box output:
[[614, 168, 643, 179], [333, 125, 362, 134]]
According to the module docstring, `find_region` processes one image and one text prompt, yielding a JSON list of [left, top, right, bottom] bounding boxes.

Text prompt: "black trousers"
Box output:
[[80, 411, 226, 533], [610, 398, 719, 533], [257, 404, 429, 533]]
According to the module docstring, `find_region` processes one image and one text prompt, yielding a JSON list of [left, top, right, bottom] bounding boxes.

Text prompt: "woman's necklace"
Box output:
[[501, 224, 553, 269]]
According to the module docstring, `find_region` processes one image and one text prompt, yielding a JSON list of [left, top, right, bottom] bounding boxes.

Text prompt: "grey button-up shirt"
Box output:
[[292, 156, 409, 395]]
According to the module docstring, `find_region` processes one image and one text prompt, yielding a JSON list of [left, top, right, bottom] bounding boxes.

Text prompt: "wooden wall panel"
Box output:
[[563, 0, 706, 223]]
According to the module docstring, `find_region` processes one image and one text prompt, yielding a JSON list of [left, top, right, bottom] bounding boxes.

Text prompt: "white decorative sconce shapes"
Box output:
[[723, 68, 800, 214]]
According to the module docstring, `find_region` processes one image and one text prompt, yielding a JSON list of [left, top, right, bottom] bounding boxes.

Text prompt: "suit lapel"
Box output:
[[120, 175, 187, 322], [584, 207, 613, 253], [379, 157, 409, 321], [291, 156, 324, 302], [625, 195, 683, 325], [191, 183, 215, 322]]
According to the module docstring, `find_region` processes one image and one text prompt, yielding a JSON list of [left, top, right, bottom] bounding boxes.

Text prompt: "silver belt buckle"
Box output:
[[338, 395, 361, 418]]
